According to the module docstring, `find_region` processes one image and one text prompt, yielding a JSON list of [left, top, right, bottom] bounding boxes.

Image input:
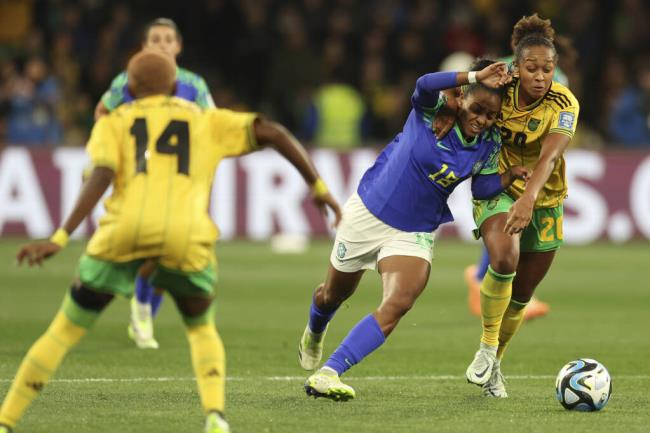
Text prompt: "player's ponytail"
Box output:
[[511, 14, 557, 64]]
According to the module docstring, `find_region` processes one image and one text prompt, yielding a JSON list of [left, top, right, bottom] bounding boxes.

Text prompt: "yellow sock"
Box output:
[[497, 299, 528, 360], [187, 324, 226, 415], [0, 311, 87, 428], [480, 266, 515, 347]]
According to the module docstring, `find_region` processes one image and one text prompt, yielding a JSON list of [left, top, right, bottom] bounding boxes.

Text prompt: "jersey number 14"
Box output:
[[130, 118, 190, 175]]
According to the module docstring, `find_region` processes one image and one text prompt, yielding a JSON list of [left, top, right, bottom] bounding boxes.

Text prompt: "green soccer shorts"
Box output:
[[472, 192, 564, 253], [76, 254, 217, 298]]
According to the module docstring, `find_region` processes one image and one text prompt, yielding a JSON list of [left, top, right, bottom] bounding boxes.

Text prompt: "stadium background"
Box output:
[[1, 2, 650, 433], [0, 0, 649, 243]]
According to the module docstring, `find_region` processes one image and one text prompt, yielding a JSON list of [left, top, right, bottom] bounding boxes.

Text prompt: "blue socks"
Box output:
[[150, 292, 163, 317], [476, 248, 490, 281], [134, 276, 164, 318], [308, 297, 337, 334], [135, 276, 152, 304], [324, 314, 386, 376]]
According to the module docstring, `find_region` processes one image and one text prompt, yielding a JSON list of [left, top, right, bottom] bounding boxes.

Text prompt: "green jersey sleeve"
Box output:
[[100, 72, 128, 112]]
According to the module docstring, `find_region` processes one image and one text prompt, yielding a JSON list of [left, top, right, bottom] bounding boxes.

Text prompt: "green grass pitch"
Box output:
[[1, 239, 649, 433]]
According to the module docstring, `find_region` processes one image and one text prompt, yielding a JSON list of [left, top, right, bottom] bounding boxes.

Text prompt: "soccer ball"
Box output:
[[555, 358, 612, 411]]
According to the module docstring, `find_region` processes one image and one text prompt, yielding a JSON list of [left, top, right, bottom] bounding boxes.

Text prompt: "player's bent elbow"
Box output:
[[90, 166, 115, 187], [253, 118, 284, 145]]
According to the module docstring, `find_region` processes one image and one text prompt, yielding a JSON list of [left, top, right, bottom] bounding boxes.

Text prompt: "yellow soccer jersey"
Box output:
[[85, 95, 257, 271], [498, 79, 579, 208]]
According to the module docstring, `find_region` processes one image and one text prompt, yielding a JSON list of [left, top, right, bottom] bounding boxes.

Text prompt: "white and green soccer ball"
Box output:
[[555, 358, 612, 411]]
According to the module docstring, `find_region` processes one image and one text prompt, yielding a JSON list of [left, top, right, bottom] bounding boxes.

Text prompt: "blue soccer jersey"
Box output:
[[357, 74, 501, 232], [101, 66, 215, 111]]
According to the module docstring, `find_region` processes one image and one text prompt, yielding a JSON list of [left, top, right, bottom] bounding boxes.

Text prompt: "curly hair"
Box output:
[[511, 14, 557, 64]]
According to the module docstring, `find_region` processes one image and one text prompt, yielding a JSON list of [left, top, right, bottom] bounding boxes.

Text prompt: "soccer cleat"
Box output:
[[482, 360, 508, 398], [298, 325, 328, 370], [465, 265, 550, 321], [464, 265, 482, 317], [204, 412, 230, 433], [466, 343, 497, 386], [524, 298, 550, 320], [128, 297, 159, 349], [304, 367, 356, 402]]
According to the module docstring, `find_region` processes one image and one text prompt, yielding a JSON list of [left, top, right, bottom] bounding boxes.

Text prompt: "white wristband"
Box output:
[[467, 71, 477, 84]]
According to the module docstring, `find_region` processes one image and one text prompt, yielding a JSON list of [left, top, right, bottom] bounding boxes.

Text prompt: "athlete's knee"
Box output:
[[70, 282, 114, 312], [489, 251, 518, 275], [172, 295, 214, 326], [60, 282, 113, 331]]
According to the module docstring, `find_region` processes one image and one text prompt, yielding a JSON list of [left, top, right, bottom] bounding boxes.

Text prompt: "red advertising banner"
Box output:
[[1, 147, 649, 243]]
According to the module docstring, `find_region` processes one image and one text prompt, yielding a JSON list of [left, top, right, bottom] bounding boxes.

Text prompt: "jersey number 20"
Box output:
[[130, 118, 190, 175]]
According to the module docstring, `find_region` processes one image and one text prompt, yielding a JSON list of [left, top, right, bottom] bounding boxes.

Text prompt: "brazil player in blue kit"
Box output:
[[94, 18, 215, 349], [298, 60, 530, 401]]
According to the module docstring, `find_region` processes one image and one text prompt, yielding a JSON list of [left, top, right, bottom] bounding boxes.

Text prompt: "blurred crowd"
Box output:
[[0, 0, 649, 148]]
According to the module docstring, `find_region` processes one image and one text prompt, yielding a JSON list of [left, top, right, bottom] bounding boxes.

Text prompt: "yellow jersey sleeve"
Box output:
[[86, 115, 122, 170], [548, 92, 579, 139], [209, 109, 259, 158]]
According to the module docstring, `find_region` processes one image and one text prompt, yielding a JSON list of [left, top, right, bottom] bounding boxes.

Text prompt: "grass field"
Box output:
[[0, 239, 649, 433]]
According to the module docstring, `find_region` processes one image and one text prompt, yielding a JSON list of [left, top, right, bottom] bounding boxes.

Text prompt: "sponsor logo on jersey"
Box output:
[[436, 142, 452, 151], [527, 118, 541, 131], [558, 112, 575, 130]]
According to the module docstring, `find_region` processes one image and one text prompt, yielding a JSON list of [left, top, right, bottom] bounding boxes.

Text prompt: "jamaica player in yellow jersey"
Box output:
[[0, 51, 341, 433], [464, 14, 579, 398]]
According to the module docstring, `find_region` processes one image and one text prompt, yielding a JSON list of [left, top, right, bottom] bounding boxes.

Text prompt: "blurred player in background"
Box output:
[[95, 17, 215, 350], [463, 14, 580, 398], [298, 60, 530, 401], [0, 50, 340, 433], [462, 33, 578, 322]]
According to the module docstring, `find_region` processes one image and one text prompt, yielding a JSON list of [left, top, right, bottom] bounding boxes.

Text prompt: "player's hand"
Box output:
[[504, 166, 532, 185], [16, 241, 62, 267], [313, 192, 342, 228], [432, 107, 456, 140], [476, 62, 511, 88], [432, 89, 460, 139], [504, 194, 535, 235]]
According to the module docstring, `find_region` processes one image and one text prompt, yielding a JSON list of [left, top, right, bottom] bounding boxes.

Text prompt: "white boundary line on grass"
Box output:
[[1, 375, 649, 383]]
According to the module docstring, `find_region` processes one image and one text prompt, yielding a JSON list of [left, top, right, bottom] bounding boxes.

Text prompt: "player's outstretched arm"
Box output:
[[16, 167, 114, 267], [504, 133, 570, 235], [253, 118, 342, 227]]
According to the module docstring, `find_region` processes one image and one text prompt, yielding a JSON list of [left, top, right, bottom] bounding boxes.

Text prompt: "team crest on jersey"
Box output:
[[527, 118, 541, 131], [336, 242, 347, 259], [558, 112, 575, 130]]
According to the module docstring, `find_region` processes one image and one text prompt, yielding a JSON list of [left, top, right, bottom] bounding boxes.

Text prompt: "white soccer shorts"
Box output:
[[329, 193, 436, 273]]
